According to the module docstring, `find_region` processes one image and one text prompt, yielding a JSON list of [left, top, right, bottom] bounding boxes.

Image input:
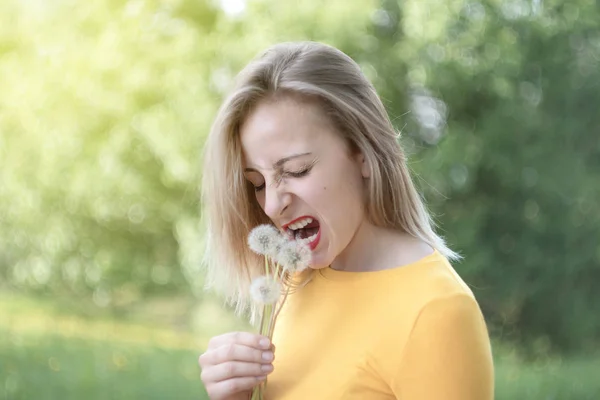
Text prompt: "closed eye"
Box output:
[[284, 168, 310, 178], [251, 161, 315, 192], [282, 161, 315, 179]]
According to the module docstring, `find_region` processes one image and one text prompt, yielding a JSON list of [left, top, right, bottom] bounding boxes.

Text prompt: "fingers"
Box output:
[[201, 361, 274, 383], [205, 376, 267, 399], [207, 331, 271, 351], [200, 343, 274, 367], [198, 331, 277, 400]]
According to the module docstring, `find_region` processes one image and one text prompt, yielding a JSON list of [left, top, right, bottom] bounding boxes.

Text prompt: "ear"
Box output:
[[355, 152, 370, 179]]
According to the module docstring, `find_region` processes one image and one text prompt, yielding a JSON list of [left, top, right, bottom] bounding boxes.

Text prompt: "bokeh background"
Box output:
[[1, 0, 599, 398]]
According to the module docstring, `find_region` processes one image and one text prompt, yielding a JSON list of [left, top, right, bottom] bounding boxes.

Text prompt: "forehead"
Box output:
[[239, 97, 337, 167]]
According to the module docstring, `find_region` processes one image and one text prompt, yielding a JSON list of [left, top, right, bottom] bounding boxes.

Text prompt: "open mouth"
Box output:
[[283, 216, 321, 250]]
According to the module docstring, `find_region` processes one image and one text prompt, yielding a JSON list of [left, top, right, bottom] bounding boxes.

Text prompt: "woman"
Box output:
[[199, 41, 494, 400]]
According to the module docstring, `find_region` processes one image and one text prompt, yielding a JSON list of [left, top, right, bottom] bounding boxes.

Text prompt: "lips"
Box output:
[[306, 228, 321, 250]]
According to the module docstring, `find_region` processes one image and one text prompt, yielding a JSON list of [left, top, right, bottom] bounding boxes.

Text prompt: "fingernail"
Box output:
[[262, 351, 274, 361], [261, 364, 273, 372], [259, 338, 270, 349]]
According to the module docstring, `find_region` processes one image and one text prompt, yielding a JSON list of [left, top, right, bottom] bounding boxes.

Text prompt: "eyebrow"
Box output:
[[244, 152, 312, 173]]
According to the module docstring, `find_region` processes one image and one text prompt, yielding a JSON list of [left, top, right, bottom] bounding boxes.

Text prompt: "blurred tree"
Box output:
[[0, 0, 223, 306], [386, 0, 600, 352]]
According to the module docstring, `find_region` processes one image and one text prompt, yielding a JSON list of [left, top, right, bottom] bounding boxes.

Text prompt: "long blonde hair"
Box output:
[[201, 41, 459, 321]]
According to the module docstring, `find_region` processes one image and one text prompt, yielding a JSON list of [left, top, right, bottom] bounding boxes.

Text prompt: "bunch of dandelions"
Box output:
[[248, 224, 311, 337], [248, 224, 311, 400]]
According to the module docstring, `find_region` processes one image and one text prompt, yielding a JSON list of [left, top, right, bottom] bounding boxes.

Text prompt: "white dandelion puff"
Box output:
[[250, 276, 281, 305], [277, 240, 312, 273], [269, 234, 288, 261], [248, 224, 284, 256]]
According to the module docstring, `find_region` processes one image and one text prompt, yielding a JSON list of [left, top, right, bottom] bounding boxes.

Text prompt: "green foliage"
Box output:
[[384, 0, 600, 351], [1, 0, 598, 353], [0, 0, 218, 303]]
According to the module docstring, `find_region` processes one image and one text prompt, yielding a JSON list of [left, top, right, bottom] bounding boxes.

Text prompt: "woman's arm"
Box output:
[[392, 294, 494, 399]]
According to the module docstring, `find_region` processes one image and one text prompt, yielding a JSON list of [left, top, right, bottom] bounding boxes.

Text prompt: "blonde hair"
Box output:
[[201, 41, 459, 321]]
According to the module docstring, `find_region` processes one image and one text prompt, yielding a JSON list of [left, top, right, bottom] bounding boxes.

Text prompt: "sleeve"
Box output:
[[391, 294, 494, 400]]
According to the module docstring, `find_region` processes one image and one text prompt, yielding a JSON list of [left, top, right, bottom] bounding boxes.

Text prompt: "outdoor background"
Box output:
[[1, 0, 599, 399]]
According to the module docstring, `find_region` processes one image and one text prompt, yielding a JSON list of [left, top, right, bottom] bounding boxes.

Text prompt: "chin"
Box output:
[[307, 253, 331, 270]]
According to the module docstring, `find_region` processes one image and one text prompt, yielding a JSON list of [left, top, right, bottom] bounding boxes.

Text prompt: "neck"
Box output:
[[330, 220, 393, 272], [330, 220, 433, 273]]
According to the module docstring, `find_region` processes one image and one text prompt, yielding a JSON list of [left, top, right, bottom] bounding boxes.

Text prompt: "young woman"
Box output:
[[199, 41, 494, 400]]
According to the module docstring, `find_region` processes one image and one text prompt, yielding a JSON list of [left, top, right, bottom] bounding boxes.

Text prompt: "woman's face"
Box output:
[[240, 97, 369, 269]]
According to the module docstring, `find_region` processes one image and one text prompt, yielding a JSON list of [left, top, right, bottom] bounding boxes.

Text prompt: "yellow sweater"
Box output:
[[266, 250, 494, 400]]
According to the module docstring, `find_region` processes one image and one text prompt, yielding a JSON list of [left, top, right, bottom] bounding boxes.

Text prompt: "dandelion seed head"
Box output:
[[248, 224, 283, 256], [269, 234, 288, 260], [278, 240, 312, 273], [250, 276, 281, 304]]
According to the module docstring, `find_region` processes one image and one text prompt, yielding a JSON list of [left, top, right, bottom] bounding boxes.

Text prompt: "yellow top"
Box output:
[[266, 250, 494, 400]]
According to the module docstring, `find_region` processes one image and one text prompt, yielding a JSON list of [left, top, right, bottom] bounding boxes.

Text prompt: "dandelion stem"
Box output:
[[261, 304, 273, 337], [258, 304, 266, 337], [271, 284, 291, 338]]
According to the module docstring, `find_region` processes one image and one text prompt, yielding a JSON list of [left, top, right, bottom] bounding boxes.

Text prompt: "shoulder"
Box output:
[[370, 254, 493, 397], [379, 233, 474, 300], [412, 292, 486, 337], [396, 253, 490, 353], [373, 249, 485, 339], [415, 251, 475, 300], [382, 248, 476, 305], [391, 291, 495, 399]]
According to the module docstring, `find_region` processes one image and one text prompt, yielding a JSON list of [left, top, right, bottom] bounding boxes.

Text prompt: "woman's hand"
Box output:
[[199, 332, 275, 400]]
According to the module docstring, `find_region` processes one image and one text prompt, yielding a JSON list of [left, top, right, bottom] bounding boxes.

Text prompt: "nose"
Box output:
[[263, 180, 291, 220]]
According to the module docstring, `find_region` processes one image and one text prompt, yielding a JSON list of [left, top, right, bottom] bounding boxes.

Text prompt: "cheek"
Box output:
[[325, 174, 365, 224], [311, 180, 353, 220], [299, 184, 325, 205]]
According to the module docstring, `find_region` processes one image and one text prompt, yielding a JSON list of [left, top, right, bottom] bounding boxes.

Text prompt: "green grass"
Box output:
[[494, 350, 600, 399], [1, 330, 208, 400], [0, 292, 239, 400], [1, 293, 599, 399]]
